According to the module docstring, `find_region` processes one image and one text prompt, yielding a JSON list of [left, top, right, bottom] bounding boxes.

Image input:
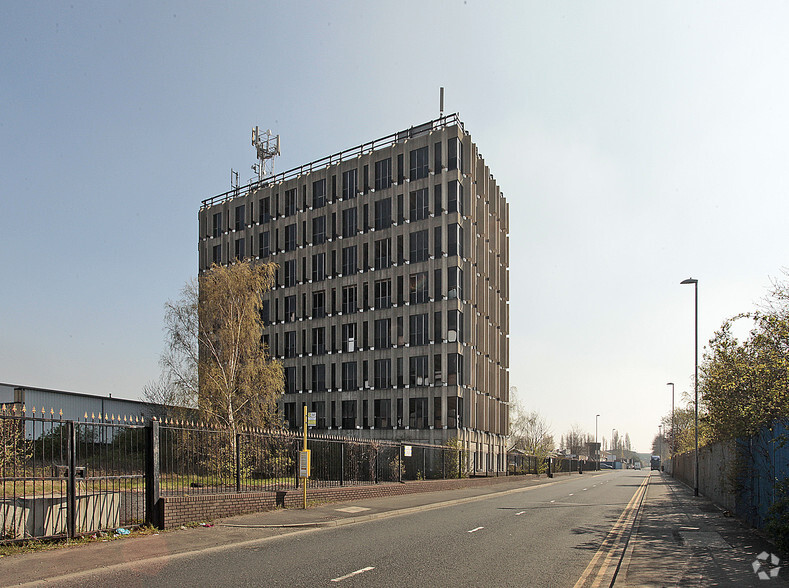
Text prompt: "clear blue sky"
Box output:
[[3, 1, 788, 452]]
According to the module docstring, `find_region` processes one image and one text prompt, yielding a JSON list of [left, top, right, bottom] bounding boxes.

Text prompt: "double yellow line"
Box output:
[[574, 474, 650, 588]]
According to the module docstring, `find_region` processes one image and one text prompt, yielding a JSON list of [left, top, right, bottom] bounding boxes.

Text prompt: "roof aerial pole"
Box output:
[[440, 87, 445, 118]]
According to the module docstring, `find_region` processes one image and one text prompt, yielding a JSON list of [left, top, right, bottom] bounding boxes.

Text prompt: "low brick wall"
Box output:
[[159, 474, 541, 529]]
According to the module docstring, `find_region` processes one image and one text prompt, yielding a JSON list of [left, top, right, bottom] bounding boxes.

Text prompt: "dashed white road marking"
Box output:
[[515, 511, 525, 516], [468, 526, 484, 533], [331, 567, 375, 582], [569, 493, 574, 496], [550, 500, 556, 503]]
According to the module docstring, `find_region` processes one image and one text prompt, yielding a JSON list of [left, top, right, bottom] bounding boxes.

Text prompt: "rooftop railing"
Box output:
[[200, 113, 464, 210]]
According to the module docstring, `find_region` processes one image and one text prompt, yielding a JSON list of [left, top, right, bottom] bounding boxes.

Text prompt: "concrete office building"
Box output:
[[198, 114, 509, 471]]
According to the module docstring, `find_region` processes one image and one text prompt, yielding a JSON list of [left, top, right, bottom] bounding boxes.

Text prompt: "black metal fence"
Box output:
[[2, 408, 500, 543], [157, 422, 467, 495], [1, 407, 147, 543]]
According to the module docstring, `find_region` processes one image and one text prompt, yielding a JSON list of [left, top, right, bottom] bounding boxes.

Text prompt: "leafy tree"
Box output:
[[560, 423, 592, 457], [700, 276, 789, 441], [146, 261, 284, 435]]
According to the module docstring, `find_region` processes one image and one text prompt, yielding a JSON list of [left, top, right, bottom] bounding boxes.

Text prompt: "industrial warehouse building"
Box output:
[[197, 114, 509, 471]]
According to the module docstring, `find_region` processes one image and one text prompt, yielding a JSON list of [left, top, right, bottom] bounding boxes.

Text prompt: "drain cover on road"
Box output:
[[335, 506, 371, 513]]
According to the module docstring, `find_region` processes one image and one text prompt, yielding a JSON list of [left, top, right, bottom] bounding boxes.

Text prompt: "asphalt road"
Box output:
[[39, 470, 648, 588]]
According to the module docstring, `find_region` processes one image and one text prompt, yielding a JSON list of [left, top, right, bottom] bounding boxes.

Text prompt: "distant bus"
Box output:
[[650, 455, 661, 471]]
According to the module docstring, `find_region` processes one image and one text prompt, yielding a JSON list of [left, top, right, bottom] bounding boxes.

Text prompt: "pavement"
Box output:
[[617, 472, 788, 587], [1, 471, 787, 587]]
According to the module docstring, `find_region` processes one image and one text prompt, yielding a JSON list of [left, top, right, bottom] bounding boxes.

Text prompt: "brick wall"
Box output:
[[159, 474, 537, 529]]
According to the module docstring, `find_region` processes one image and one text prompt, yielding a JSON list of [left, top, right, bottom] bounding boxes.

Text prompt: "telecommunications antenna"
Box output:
[[251, 126, 281, 182]]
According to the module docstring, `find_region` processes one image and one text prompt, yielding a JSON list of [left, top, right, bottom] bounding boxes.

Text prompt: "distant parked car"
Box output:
[[634, 462, 642, 470]]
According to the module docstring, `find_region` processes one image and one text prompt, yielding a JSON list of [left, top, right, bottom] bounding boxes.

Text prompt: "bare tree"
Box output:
[[508, 391, 554, 457]]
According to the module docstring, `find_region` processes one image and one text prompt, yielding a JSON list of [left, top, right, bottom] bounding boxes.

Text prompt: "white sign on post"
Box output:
[[307, 412, 317, 427], [404, 445, 412, 457], [299, 450, 311, 477]]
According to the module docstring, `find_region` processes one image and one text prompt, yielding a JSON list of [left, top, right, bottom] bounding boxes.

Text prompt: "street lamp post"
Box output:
[[667, 382, 675, 477], [595, 414, 600, 471], [612, 429, 616, 463], [681, 277, 699, 497]]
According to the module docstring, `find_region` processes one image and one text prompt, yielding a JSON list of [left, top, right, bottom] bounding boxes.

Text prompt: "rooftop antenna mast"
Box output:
[[251, 126, 281, 182], [440, 87, 445, 118]]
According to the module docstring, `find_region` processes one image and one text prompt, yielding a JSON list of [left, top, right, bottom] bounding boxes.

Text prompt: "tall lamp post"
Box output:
[[595, 414, 600, 470], [680, 277, 699, 497], [667, 382, 675, 477], [667, 382, 675, 454], [612, 429, 617, 463]]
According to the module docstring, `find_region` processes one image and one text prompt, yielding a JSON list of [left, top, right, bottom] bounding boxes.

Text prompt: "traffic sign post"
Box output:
[[302, 405, 309, 509]]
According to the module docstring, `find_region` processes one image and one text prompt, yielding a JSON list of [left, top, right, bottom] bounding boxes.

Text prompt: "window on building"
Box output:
[[234, 237, 245, 260], [374, 238, 391, 269], [341, 364, 357, 392], [434, 268, 442, 300], [434, 141, 442, 173], [374, 197, 392, 230], [284, 259, 297, 287], [433, 353, 442, 384], [312, 290, 325, 318], [342, 245, 357, 275], [448, 267, 463, 300], [341, 322, 356, 352], [448, 223, 463, 257], [312, 216, 326, 245], [342, 169, 357, 199], [374, 279, 391, 309], [284, 295, 296, 323], [409, 355, 429, 387], [409, 397, 428, 429], [341, 398, 357, 428], [434, 226, 442, 258], [374, 359, 391, 391], [312, 179, 326, 208], [285, 223, 297, 251], [448, 180, 464, 215], [448, 353, 463, 386], [374, 398, 391, 428], [447, 396, 459, 428], [312, 253, 326, 282], [374, 318, 390, 349], [284, 366, 296, 395], [374, 158, 392, 190], [434, 396, 442, 429], [409, 230, 429, 263], [259, 231, 270, 258], [409, 188, 429, 221], [342, 207, 357, 238], [212, 244, 222, 265], [448, 309, 463, 343], [409, 313, 429, 347], [312, 327, 326, 355], [213, 212, 223, 237], [409, 146, 429, 181], [285, 188, 297, 216], [312, 400, 326, 427], [284, 331, 296, 358], [342, 286, 357, 314], [284, 401, 297, 429], [448, 138, 462, 172], [235, 205, 245, 231], [260, 197, 271, 223], [409, 272, 429, 304]]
